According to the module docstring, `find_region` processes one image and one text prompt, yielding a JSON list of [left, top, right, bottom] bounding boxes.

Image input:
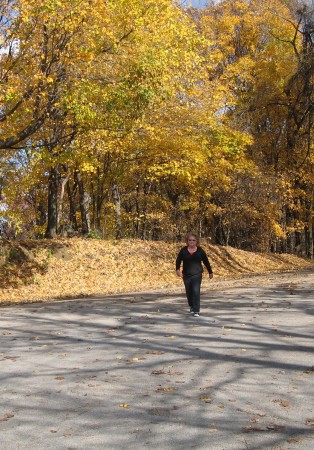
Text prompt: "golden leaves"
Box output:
[[0, 238, 312, 303], [156, 386, 176, 392]]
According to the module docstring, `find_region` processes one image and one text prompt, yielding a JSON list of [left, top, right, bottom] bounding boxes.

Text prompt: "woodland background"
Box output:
[[1, 0, 314, 258]]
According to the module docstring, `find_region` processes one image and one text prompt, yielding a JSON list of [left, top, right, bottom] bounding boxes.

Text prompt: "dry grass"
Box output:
[[0, 238, 313, 304]]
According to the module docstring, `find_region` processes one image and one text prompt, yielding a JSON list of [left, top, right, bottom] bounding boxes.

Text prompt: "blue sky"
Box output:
[[190, 0, 209, 7]]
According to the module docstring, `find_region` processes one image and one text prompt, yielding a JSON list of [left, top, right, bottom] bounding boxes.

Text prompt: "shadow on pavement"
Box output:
[[0, 270, 313, 449]]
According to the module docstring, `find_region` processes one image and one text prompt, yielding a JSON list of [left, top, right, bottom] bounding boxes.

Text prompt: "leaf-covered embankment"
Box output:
[[0, 238, 313, 304]]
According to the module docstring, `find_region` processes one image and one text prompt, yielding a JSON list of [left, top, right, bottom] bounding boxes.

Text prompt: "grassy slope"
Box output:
[[0, 238, 313, 304]]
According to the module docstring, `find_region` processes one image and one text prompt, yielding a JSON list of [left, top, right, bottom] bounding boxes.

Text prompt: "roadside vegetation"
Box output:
[[1, 1, 314, 259], [0, 238, 312, 304]]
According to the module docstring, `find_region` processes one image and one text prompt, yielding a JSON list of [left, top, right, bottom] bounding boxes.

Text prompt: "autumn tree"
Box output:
[[52, 0, 209, 239], [1, 0, 208, 238], [1, 0, 313, 257], [199, 0, 314, 255]]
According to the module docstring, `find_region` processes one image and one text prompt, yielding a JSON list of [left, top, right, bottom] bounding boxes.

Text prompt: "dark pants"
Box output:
[[183, 273, 202, 313]]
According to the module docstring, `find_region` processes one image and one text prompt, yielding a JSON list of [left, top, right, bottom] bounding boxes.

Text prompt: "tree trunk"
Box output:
[[112, 183, 122, 239], [58, 172, 70, 230], [45, 166, 59, 238], [96, 166, 105, 230], [36, 202, 47, 227], [66, 180, 78, 231], [74, 170, 91, 235], [308, 191, 314, 259]]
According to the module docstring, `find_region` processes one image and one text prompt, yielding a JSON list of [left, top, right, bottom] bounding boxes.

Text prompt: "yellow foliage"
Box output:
[[0, 238, 312, 304]]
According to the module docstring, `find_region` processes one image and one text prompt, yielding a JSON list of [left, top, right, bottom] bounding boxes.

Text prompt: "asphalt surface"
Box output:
[[1, 269, 314, 450]]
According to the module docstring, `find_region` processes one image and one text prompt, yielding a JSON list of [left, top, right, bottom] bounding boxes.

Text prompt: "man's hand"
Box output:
[[209, 273, 213, 279], [176, 269, 183, 278]]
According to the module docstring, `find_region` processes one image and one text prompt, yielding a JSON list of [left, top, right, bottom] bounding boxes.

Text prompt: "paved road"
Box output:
[[1, 270, 314, 449]]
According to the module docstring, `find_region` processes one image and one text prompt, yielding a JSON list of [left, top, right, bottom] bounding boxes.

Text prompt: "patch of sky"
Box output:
[[178, 0, 210, 8]]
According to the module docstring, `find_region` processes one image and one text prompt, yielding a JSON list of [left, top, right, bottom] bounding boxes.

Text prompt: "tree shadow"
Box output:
[[0, 239, 71, 289], [0, 273, 313, 448]]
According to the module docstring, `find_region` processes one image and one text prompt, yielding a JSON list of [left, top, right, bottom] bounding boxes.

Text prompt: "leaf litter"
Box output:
[[0, 238, 313, 304]]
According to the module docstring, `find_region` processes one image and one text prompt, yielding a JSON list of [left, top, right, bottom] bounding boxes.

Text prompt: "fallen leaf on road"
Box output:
[[146, 351, 164, 355], [151, 369, 183, 376], [242, 424, 285, 432], [273, 399, 290, 408], [0, 413, 14, 423], [236, 408, 266, 417], [287, 438, 302, 443], [119, 403, 129, 408], [303, 367, 314, 374], [156, 387, 176, 392], [200, 396, 212, 403]]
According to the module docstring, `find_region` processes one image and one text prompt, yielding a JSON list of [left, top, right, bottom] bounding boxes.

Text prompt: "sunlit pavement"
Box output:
[[1, 270, 313, 449]]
